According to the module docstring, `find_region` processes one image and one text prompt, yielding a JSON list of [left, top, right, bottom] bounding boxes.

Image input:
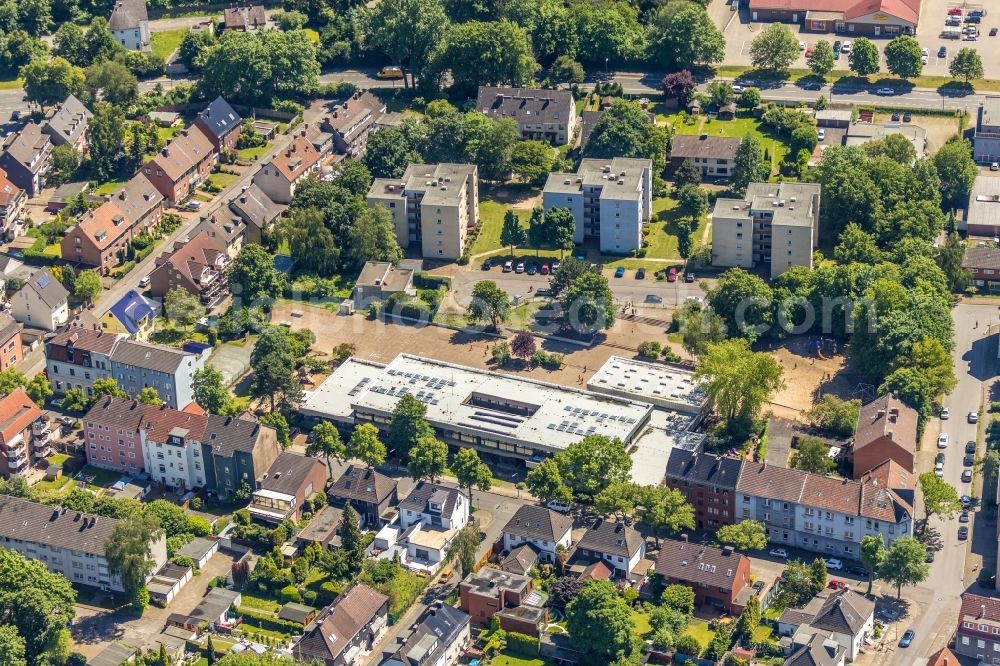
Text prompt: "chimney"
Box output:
[[353, 92, 360, 100], [981, 604, 987, 618], [680, 533, 688, 542], [722, 545, 734, 556]]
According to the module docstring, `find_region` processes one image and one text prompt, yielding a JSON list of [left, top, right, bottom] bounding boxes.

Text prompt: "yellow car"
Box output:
[[377, 66, 404, 80]]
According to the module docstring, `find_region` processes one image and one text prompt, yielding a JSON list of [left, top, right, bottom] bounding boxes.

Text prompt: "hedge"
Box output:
[[238, 607, 304, 634], [506, 632, 539, 656], [413, 273, 451, 290]]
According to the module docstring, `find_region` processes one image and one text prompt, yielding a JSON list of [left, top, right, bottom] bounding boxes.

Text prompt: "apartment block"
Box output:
[[83, 396, 148, 474], [0, 388, 44, 479], [109, 340, 207, 409], [45, 327, 120, 397], [477, 86, 577, 145], [542, 157, 652, 255], [712, 182, 821, 279], [0, 495, 167, 592], [367, 164, 478, 260]]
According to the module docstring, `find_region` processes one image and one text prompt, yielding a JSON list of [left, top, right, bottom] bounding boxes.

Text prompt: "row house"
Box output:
[[252, 133, 321, 204], [665, 450, 914, 560], [0, 123, 52, 197], [200, 414, 282, 500], [0, 168, 26, 242], [43, 95, 92, 154], [322, 91, 387, 158], [0, 313, 22, 371], [228, 183, 285, 244], [190, 210, 246, 259], [141, 125, 217, 204], [956, 593, 1000, 663], [10, 268, 70, 332], [193, 97, 243, 154], [852, 393, 918, 477], [296, 583, 389, 666], [82, 395, 149, 474], [110, 339, 206, 409], [653, 538, 751, 615], [0, 388, 44, 478], [0, 495, 167, 592], [476, 86, 577, 145], [45, 327, 120, 397], [380, 604, 470, 666], [62, 174, 165, 273], [149, 230, 230, 308]]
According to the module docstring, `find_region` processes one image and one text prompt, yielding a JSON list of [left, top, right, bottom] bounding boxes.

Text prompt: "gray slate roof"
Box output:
[[399, 481, 462, 516], [502, 504, 573, 543], [44, 95, 92, 147], [477, 86, 574, 125], [329, 464, 397, 505], [197, 97, 242, 140], [24, 268, 69, 310], [228, 183, 285, 229], [260, 451, 323, 495], [784, 631, 844, 666], [108, 0, 148, 30], [203, 413, 268, 458], [665, 449, 743, 490], [810, 590, 874, 636], [2, 123, 50, 173], [0, 495, 119, 556], [576, 518, 642, 559], [110, 339, 193, 373]]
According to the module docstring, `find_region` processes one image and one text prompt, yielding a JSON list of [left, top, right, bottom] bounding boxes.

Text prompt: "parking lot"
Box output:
[[711, 0, 1000, 80]]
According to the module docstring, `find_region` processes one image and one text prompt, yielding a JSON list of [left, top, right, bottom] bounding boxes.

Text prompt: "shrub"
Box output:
[[279, 584, 302, 603], [674, 634, 702, 657], [661, 347, 682, 363], [637, 341, 661, 359], [413, 273, 451, 290], [506, 632, 540, 656]]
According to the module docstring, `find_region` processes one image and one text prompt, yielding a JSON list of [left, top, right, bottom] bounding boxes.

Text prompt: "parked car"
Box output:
[[841, 40, 852, 52], [964, 32, 978, 40], [817, 128, 826, 141], [503, 260, 513, 273], [963, 469, 973, 482], [993, 163, 1000, 171], [967, 440, 977, 454], [824, 558, 843, 570], [138, 275, 151, 288], [939, 46, 948, 57], [846, 566, 869, 578], [959, 526, 969, 540], [876, 87, 896, 96], [805, 46, 814, 56], [891, 111, 901, 121], [899, 630, 915, 648], [936, 452, 946, 464], [960, 510, 970, 522], [827, 580, 847, 590], [948, 7, 962, 15], [799, 40, 806, 50], [482, 259, 493, 270], [667, 267, 677, 282], [540, 264, 550, 275], [941, 407, 950, 419], [685, 272, 695, 283], [377, 66, 404, 79], [552, 261, 561, 271], [769, 548, 788, 559], [185, 200, 202, 210], [903, 112, 912, 122], [833, 40, 842, 51], [992, 27, 998, 36], [925, 550, 934, 563], [935, 462, 945, 477], [526, 263, 537, 275], [614, 266, 625, 278], [966, 14, 981, 23], [938, 433, 949, 448], [636, 268, 645, 279], [969, 411, 979, 423], [965, 454, 975, 467], [752, 580, 765, 594], [547, 500, 572, 513], [961, 494, 972, 507], [515, 262, 525, 273], [921, 54, 928, 64]]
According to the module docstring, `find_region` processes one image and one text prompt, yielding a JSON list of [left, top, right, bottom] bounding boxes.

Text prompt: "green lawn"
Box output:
[[78, 465, 122, 488], [752, 625, 774, 643], [713, 64, 1000, 94], [492, 652, 549, 666], [46, 453, 70, 467], [668, 111, 788, 171], [631, 610, 652, 638], [470, 199, 532, 256], [92, 180, 128, 196], [150, 28, 187, 61], [0, 77, 22, 90], [680, 619, 716, 652], [43, 242, 61, 258], [34, 475, 76, 494], [157, 126, 181, 143], [237, 145, 270, 161], [207, 172, 240, 190], [240, 594, 281, 613]]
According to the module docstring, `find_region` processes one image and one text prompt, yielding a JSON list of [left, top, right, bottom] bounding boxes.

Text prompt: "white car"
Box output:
[[769, 548, 788, 559], [938, 433, 949, 448], [991, 162, 999, 171], [138, 275, 151, 289], [921, 47, 929, 56], [732, 84, 745, 93], [842, 40, 852, 53], [546, 500, 572, 513], [941, 407, 950, 420], [921, 54, 928, 64], [876, 87, 896, 95], [817, 129, 826, 141], [799, 41, 806, 50], [515, 262, 525, 273], [825, 558, 843, 571], [970, 411, 980, 423], [935, 461, 945, 477]]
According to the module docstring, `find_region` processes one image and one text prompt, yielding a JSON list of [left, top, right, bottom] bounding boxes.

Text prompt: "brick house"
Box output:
[[60, 201, 133, 274], [327, 464, 398, 529], [193, 97, 243, 154], [248, 451, 327, 524], [852, 393, 918, 477], [295, 583, 389, 666], [0, 168, 26, 242], [140, 126, 217, 204], [963, 246, 1000, 293], [459, 568, 535, 626], [149, 231, 230, 308], [654, 538, 751, 614], [321, 91, 386, 158], [665, 449, 742, 530], [0, 313, 22, 371], [0, 123, 52, 197]]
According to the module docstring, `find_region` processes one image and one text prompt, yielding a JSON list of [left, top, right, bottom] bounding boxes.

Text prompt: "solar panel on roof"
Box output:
[[564, 405, 572, 411], [37, 275, 50, 288], [547, 423, 555, 429], [556, 424, 566, 431]]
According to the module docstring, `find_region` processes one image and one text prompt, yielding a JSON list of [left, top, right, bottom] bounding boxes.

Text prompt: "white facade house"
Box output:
[[108, 0, 150, 51], [141, 418, 208, 491], [399, 483, 469, 532], [251, 135, 321, 204], [373, 483, 471, 573], [501, 505, 573, 564], [10, 268, 69, 331]]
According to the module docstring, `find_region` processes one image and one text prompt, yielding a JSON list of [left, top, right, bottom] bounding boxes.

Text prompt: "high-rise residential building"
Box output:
[[711, 181, 821, 279], [542, 157, 652, 254], [367, 164, 478, 260]]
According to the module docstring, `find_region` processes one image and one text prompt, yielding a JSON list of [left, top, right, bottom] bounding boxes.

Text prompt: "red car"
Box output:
[[827, 580, 848, 590], [541, 264, 550, 275], [805, 46, 814, 57], [667, 267, 678, 282], [948, 7, 962, 14]]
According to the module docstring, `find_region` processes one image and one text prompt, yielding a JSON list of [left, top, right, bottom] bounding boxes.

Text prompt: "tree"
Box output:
[[555, 435, 631, 500], [550, 577, 585, 611], [919, 472, 962, 522], [640, 485, 695, 544], [50, 144, 80, 185], [500, 210, 527, 256], [449, 524, 480, 576], [546, 207, 576, 259], [307, 421, 345, 479], [61, 387, 89, 411], [676, 184, 708, 222], [674, 159, 701, 188], [468, 280, 511, 330], [21, 57, 85, 106], [452, 448, 492, 502], [695, 339, 784, 423], [192, 367, 232, 415], [229, 244, 282, 305], [135, 387, 162, 406], [707, 81, 734, 108], [260, 412, 290, 447], [360, 0, 449, 87], [732, 135, 770, 197], [179, 29, 216, 72], [0, 548, 76, 664], [860, 534, 886, 596], [84, 17, 123, 64], [345, 206, 403, 270], [566, 580, 639, 665], [525, 457, 571, 505], [164, 288, 204, 329], [340, 503, 364, 577], [349, 423, 387, 468], [660, 70, 695, 107], [652, 4, 724, 71], [510, 141, 553, 185], [938, 231, 972, 292], [807, 40, 835, 76], [585, 99, 668, 173], [673, 300, 727, 358], [549, 55, 584, 84], [561, 271, 616, 335], [54, 22, 87, 66], [878, 536, 929, 598], [87, 101, 126, 182], [386, 394, 434, 463], [706, 268, 774, 340], [594, 481, 639, 519], [749, 24, 799, 71], [92, 377, 126, 399], [105, 513, 162, 610], [510, 330, 536, 360], [884, 35, 922, 79], [661, 584, 695, 615], [363, 119, 425, 178], [0, 626, 26, 666], [848, 38, 880, 77], [790, 436, 835, 475], [0, 369, 27, 397], [739, 87, 762, 109], [206, 635, 217, 666], [25, 375, 52, 406], [805, 395, 861, 438], [199, 30, 319, 104], [734, 595, 760, 640], [834, 222, 882, 264], [934, 135, 978, 209], [73, 269, 102, 305], [407, 434, 448, 482], [950, 47, 984, 82], [85, 59, 138, 106], [717, 520, 767, 551], [430, 19, 537, 91]]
